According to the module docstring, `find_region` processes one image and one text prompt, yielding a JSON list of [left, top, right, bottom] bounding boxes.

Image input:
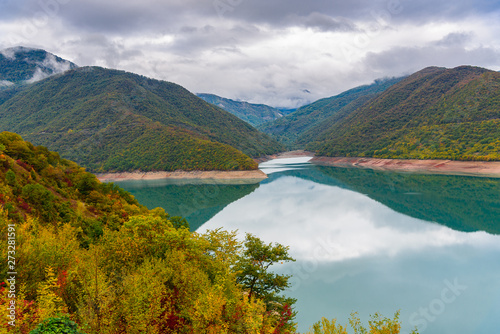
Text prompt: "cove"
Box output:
[[117, 157, 500, 333]]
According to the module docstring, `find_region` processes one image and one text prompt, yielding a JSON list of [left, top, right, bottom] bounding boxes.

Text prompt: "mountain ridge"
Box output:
[[307, 65, 500, 161]]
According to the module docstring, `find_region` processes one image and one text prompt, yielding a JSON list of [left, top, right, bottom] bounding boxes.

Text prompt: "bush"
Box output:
[[29, 315, 87, 334]]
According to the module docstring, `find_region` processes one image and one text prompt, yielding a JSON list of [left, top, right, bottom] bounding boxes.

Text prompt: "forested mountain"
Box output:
[[0, 46, 76, 87], [0, 66, 283, 172], [307, 66, 500, 161], [259, 77, 404, 147], [197, 93, 291, 126], [0, 132, 296, 333]]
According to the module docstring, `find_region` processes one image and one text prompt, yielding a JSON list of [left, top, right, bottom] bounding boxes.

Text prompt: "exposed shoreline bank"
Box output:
[[311, 156, 500, 177], [254, 150, 315, 163], [95, 169, 268, 182]]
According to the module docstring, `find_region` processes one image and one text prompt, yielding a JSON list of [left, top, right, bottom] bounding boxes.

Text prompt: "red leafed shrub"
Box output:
[[273, 304, 294, 334], [18, 197, 32, 213], [16, 159, 33, 171]]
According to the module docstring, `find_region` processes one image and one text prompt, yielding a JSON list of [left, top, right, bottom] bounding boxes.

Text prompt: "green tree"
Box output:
[[235, 233, 296, 306], [29, 315, 87, 334]]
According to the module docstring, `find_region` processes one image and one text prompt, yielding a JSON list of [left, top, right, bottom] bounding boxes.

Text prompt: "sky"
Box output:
[[1, 0, 500, 108]]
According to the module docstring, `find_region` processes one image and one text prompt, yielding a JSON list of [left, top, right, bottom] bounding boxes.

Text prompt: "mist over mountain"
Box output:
[[0, 46, 77, 87]]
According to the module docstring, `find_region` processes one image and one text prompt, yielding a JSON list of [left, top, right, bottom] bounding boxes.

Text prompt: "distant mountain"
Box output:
[[197, 93, 291, 127], [259, 77, 404, 147], [0, 66, 283, 172], [307, 66, 500, 161], [0, 46, 77, 87]]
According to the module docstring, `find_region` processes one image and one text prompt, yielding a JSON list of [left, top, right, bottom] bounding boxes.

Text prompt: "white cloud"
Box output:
[[0, 80, 14, 87], [25, 67, 50, 83]]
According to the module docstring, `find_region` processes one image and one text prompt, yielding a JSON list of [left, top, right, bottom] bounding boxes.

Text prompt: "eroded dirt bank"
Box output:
[[95, 169, 268, 182], [311, 156, 500, 177]]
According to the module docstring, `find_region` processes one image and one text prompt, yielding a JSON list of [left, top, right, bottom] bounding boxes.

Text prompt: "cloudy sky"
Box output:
[[1, 0, 500, 107]]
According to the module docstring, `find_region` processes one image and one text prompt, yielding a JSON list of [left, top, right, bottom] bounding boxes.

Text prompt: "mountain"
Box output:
[[197, 93, 291, 126], [0, 46, 77, 87], [307, 66, 500, 161], [259, 77, 404, 147], [0, 66, 283, 172]]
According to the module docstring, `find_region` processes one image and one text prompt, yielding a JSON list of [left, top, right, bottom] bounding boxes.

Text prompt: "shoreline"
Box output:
[[310, 156, 500, 177], [95, 169, 268, 183], [254, 150, 315, 163]]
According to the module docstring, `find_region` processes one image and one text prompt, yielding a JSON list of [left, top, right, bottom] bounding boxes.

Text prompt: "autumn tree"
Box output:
[[234, 233, 297, 332]]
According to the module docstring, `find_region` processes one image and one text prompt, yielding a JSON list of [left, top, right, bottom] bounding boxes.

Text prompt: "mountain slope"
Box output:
[[259, 77, 404, 147], [0, 46, 77, 87], [197, 93, 288, 126], [307, 66, 500, 161], [0, 66, 283, 172], [0, 131, 147, 243]]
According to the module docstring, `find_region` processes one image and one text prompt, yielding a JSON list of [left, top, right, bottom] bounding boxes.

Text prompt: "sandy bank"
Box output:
[[311, 156, 500, 178], [95, 169, 268, 183]]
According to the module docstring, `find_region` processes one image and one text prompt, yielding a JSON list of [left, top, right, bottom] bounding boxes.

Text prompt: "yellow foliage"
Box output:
[[37, 266, 67, 321]]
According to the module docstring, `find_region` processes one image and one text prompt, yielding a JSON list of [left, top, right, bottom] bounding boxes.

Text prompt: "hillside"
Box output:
[[197, 93, 291, 126], [307, 66, 500, 161], [0, 66, 283, 172], [0, 132, 296, 333], [259, 77, 403, 147], [0, 46, 76, 87]]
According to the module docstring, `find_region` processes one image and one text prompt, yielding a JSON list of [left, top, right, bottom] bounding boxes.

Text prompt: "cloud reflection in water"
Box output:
[[198, 158, 500, 333]]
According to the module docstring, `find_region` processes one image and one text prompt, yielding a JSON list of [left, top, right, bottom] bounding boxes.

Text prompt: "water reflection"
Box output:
[[116, 178, 259, 231], [197, 158, 500, 333]]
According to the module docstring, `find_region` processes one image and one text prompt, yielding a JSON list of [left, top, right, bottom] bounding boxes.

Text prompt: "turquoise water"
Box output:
[[118, 157, 500, 333]]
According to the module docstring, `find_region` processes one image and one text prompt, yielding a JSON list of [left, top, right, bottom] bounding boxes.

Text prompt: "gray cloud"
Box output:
[[435, 32, 474, 46], [289, 12, 359, 32], [361, 43, 500, 77], [1, 0, 500, 108]]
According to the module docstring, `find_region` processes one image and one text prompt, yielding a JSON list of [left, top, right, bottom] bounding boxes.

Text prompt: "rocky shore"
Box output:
[[311, 156, 500, 177], [95, 169, 268, 182]]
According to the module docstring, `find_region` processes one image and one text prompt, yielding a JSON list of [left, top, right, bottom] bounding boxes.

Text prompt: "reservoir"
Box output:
[[117, 157, 500, 333]]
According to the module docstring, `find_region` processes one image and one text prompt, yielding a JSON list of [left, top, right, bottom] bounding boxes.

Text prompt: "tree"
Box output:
[[305, 311, 420, 334], [234, 233, 296, 316], [29, 315, 87, 334]]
